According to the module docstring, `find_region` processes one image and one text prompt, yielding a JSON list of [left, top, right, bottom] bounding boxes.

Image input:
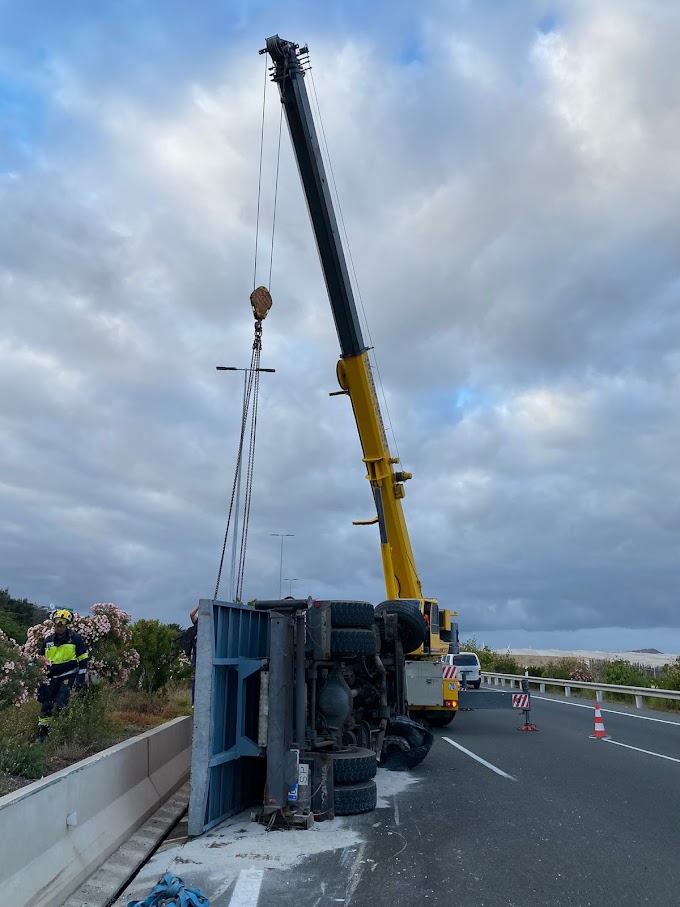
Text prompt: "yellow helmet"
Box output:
[[53, 609, 74, 626]]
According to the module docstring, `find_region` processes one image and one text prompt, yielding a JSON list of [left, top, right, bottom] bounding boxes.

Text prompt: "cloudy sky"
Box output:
[[2, 1, 680, 651]]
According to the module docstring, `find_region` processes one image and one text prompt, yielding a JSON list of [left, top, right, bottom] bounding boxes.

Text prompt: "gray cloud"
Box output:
[[2, 1, 680, 651]]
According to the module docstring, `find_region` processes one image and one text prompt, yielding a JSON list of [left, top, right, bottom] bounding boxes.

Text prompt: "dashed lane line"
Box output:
[[532, 694, 680, 726], [442, 736, 517, 780]]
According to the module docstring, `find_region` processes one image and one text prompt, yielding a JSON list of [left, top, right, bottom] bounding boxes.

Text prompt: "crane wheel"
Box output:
[[374, 601, 428, 654], [419, 710, 456, 727]]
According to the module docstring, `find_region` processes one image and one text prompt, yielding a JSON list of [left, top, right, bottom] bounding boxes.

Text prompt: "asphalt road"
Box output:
[[117, 695, 680, 907]]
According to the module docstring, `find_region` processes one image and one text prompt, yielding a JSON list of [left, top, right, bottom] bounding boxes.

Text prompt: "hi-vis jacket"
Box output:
[[39, 630, 89, 679]]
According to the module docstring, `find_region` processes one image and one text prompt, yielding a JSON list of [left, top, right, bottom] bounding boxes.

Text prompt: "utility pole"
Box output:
[[283, 577, 298, 597], [271, 533, 294, 598], [216, 365, 275, 601]]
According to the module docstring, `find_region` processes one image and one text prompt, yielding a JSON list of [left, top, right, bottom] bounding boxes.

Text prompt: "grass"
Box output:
[[0, 683, 192, 794]]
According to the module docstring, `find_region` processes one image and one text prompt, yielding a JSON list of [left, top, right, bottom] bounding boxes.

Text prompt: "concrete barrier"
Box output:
[[0, 715, 191, 907]]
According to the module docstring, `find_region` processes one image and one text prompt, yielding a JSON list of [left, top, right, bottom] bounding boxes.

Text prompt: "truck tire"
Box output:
[[374, 601, 427, 654], [330, 628, 378, 657], [380, 716, 434, 771], [332, 746, 377, 785], [333, 780, 378, 816], [326, 600, 376, 628]]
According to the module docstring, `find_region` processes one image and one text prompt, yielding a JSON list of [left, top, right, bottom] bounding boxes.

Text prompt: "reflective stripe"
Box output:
[[45, 642, 77, 664], [43, 632, 89, 667]]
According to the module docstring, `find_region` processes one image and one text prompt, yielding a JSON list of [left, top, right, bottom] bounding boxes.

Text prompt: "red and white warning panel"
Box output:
[[442, 664, 459, 680], [512, 693, 530, 709]]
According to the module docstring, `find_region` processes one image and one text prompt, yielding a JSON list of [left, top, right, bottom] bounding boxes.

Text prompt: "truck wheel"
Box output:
[[332, 746, 377, 784], [330, 628, 378, 657], [380, 716, 434, 771], [374, 601, 428, 654], [326, 600, 376, 628], [333, 780, 378, 816], [419, 710, 456, 727]]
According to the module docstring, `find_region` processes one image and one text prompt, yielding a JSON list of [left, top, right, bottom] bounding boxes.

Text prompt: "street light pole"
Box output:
[[270, 533, 294, 598], [283, 577, 298, 597], [216, 365, 275, 601]]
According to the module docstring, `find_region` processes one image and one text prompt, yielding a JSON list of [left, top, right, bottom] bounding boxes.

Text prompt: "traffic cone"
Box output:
[[589, 702, 610, 739]]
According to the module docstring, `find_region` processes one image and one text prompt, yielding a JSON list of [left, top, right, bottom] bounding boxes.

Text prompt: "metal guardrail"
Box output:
[[482, 672, 680, 710]]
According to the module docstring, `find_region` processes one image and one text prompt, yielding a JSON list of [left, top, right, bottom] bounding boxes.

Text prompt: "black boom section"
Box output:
[[264, 35, 367, 359]]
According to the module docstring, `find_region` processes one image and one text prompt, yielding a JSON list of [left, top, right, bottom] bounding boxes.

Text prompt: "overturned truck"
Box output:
[[188, 596, 438, 833]]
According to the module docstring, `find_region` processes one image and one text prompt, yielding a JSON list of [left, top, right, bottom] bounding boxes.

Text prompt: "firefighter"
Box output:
[[36, 609, 89, 740]]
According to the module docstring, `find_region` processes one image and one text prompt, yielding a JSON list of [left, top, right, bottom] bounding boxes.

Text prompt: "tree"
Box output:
[[0, 589, 49, 644], [0, 610, 26, 645], [129, 620, 190, 693], [23, 603, 140, 685], [0, 630, 45, 708]]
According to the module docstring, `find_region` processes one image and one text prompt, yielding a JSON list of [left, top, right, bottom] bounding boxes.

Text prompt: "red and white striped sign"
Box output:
[[442, 664, 459, 680], [512, 693, 529, 709]]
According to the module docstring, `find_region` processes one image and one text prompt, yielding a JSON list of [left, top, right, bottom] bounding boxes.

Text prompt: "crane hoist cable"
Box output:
[[214, 288, 272, 601], [214, 57, 283, 601]]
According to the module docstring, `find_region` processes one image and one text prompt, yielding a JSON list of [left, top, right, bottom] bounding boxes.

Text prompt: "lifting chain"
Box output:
[[214, 288, 272, 601]]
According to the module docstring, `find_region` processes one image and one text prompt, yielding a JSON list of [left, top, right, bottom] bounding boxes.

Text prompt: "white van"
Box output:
[[441, 652, 482, 688]]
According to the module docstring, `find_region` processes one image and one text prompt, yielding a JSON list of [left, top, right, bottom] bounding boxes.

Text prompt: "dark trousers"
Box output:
[[37, 675, 76, 730]]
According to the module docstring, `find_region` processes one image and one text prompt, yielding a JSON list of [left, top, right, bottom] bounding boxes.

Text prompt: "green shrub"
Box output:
[[0, 630, 45, 708], [128, 619, 192, 694], [603, 659, 649, 688], [0, 743, 46, 779], [0, 700, 41, 746], [166, 688, 192, 717], [660, 657, 680, 692], [493, 654, 520, 674], [544, 657, 589, 680], [49, 684, 113, 749], [526, 666, 544, 677]]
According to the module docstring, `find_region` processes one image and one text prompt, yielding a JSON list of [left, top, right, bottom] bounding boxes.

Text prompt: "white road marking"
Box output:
[[533, 695, 680, 726], [442, 736, 517, 780], [602, 738, 680, 764], [228, 868, 264, 907]]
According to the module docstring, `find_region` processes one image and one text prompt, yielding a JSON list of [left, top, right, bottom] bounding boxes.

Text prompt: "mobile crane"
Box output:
[[191, 38, 535, 833], [263, 35, 460, 727]]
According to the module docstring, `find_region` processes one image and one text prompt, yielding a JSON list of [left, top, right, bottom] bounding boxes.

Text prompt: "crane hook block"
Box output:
[[250, 286, 273, 321]]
